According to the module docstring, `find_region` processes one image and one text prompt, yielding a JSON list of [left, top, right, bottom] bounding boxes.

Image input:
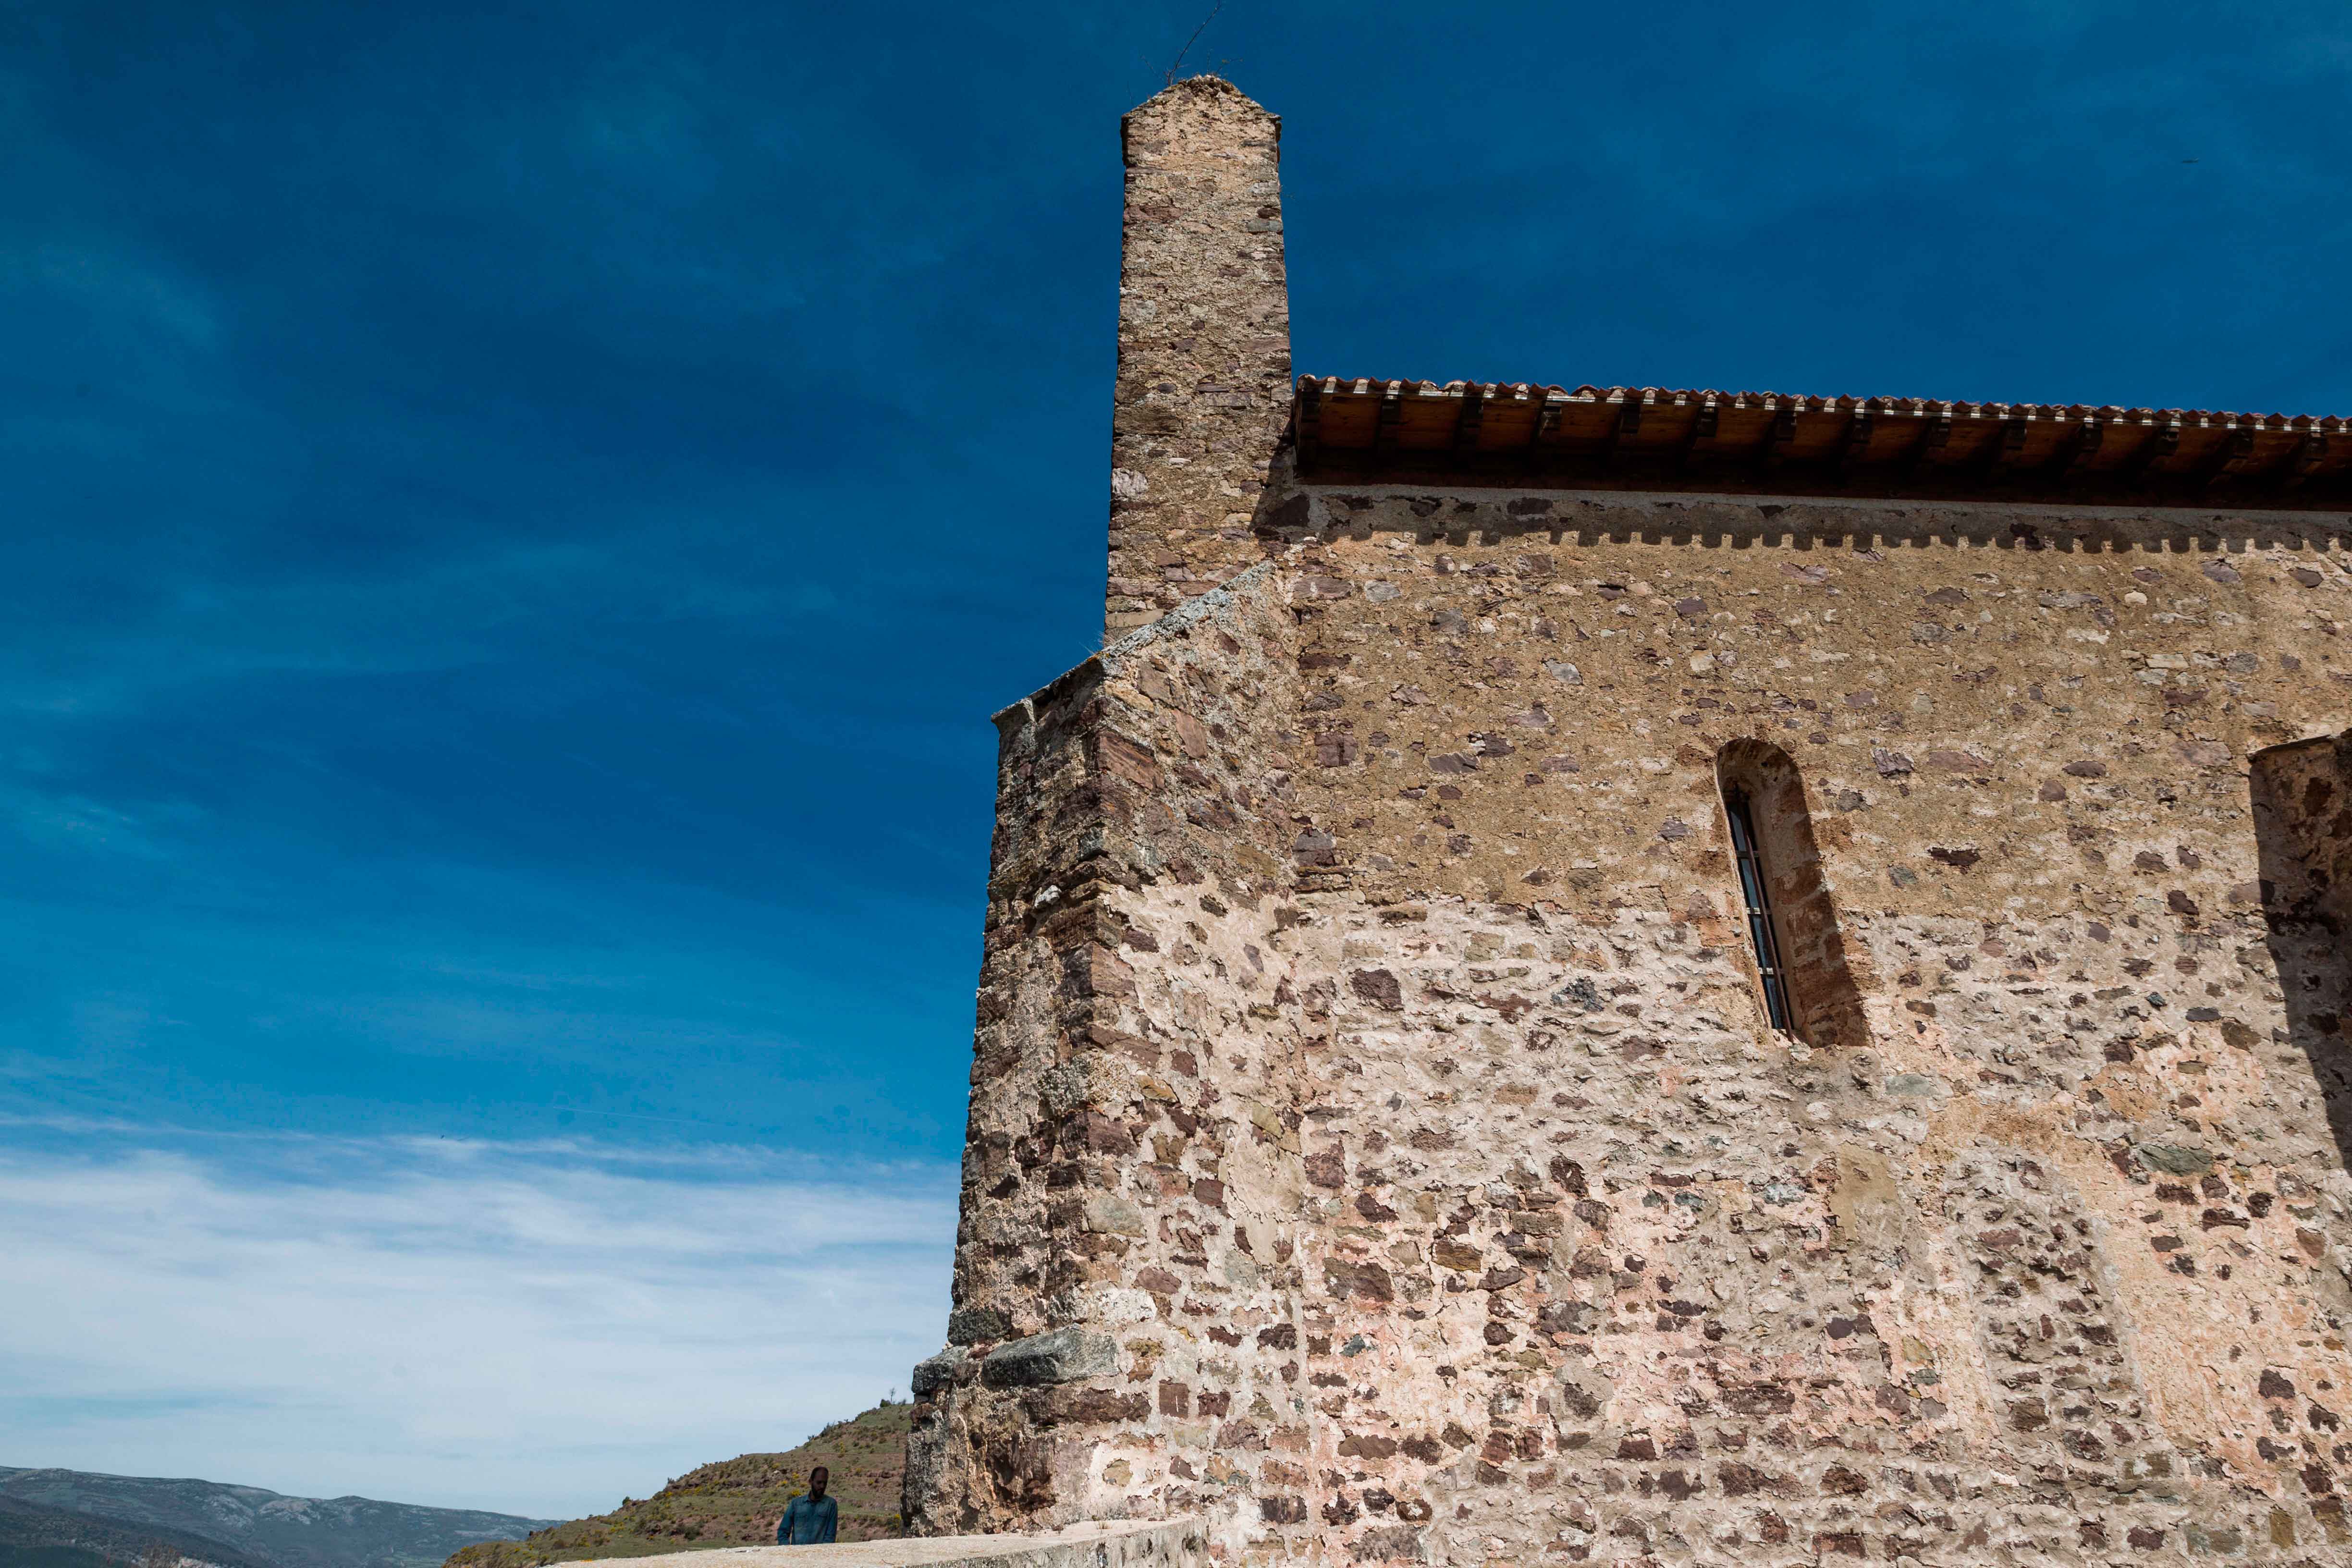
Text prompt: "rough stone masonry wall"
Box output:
[[919, 68, 2352, 1568], [1104, 78, 1293, 638], [1262, 490, 2352, 1567], [907, 567, 1325, 1565]]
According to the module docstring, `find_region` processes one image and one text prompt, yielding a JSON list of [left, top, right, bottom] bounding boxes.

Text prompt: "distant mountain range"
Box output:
[[0, 1469, 555, 1568], [0, 1492, 274, 1568]]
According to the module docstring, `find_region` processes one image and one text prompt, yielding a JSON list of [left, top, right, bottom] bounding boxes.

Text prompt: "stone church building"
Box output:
[[897, 77, 2352, 1567]]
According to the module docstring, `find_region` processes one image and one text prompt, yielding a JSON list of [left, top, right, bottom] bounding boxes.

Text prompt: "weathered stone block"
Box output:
[[912, 1344, 969, 1396], [945, 1307, 1012, 1346], [978, 1328, 1120, 1389]]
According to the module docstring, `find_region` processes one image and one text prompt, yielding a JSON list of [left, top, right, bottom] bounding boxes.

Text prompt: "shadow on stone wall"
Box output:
[[2252, 729, 2352, 1171]]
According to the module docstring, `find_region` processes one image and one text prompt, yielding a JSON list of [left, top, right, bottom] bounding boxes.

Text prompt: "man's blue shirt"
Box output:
[[776, 1494, 837, 1545]]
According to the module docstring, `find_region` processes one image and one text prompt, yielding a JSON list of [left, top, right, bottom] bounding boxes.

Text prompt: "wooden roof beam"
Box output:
[[1829, 406, 1873, 480], [1295, 377, 1324, 462], [1751, 404, 1796, 478], [2052, 418, 2102, 478], [1888, 411, 1947, 483], [1452, 383, 1485, 455], [1372, 381, 1403, 451], [1592, 393, 1636, 469], [1528, 392, 1565, 455], [2282, 432, 2333, 492], [2113, 422, 2179, 484], [1972, 415, 2029, 481], [2189, 422, 2254, 490], [1673, 400, 1720, 475]]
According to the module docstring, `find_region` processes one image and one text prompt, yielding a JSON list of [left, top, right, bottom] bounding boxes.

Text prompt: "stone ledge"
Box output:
[[596, 1520, 1202, 1568]]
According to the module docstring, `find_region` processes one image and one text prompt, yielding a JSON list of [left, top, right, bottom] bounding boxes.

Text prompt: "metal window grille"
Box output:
[[1723, 787, 1795, 1033]]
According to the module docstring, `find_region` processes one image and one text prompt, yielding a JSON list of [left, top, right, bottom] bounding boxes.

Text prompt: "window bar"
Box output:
[[1724, 788, 1795, 1033]]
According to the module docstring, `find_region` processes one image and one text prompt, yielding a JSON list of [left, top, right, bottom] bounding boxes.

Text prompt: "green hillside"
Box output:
[[442, 1403, 909, 1568]]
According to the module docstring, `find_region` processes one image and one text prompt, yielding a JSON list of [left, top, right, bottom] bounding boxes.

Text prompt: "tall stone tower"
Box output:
[[1105, 78, 1293, 637], [902, 76, 1314, 1558], [905, 77, 2352, 1568]]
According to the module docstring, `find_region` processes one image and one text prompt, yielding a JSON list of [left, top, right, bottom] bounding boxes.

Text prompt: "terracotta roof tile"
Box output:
[[1302, 378, 2351, 429]]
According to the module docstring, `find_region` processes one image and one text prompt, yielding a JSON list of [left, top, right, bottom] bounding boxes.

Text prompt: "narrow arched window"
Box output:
[[1716, 740, 1867, 1048], [1723, 785, 1794, 1032]]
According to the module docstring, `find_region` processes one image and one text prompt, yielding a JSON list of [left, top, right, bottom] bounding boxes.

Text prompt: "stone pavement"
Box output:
[[605, 1519, 1200, 1568]]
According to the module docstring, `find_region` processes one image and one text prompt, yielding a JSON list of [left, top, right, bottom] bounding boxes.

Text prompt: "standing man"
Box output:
[[775, 1467, 837, 1545]]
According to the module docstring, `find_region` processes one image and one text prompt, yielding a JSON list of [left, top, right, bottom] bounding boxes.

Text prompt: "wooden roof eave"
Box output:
[[1286, 377, 2352, 511]]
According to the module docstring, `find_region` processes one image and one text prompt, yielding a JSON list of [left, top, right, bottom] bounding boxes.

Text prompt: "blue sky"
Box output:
[[4, 0, 2350, 1519]]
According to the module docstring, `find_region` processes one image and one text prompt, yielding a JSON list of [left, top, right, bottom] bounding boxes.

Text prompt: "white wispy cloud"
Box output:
[[0, 1128, 956, 1518]]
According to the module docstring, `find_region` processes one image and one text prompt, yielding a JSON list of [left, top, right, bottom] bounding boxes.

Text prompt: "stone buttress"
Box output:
[[902, 566, 1319, 1559]]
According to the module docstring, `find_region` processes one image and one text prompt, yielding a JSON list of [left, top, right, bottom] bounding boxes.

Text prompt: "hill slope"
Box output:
[[443, 1403, 909, 1568], [0, 1494, 274, 1568], [0, 1471, 554, 1568]]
